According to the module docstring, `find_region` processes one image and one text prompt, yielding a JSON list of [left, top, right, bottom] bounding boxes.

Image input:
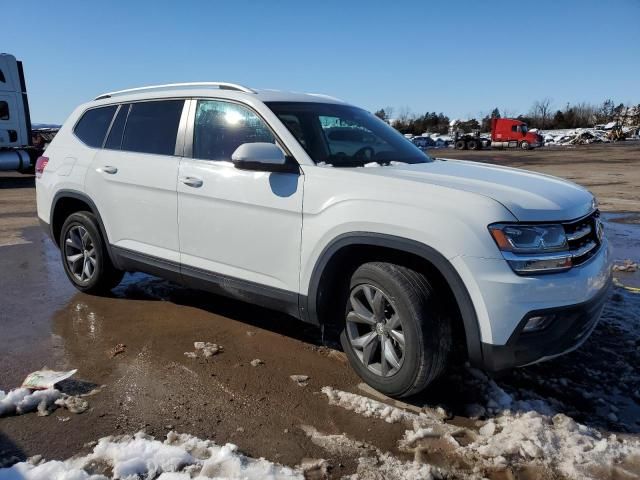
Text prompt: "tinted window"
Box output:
[[74, 106, 117, 148], [0, 69, 5, 83], [193, 100, 275, 161], [104, 104, 130, 150], [121, 100, 184, 155], [0, 101, 8, 120]]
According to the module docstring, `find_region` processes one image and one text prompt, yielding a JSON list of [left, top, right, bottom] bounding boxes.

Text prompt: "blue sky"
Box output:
[[3, 0, 639, 123]]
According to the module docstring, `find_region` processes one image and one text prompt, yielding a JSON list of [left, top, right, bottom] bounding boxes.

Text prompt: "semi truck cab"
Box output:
[[491, 118, 543, 150]]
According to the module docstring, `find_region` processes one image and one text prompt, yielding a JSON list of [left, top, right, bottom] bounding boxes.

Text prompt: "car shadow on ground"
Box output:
[[0, 432, 26, 468], [0, 174, 35, 189], [112, 272, 328, 348]]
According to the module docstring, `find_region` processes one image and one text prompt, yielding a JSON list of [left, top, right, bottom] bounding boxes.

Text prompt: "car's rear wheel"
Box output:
[[520, 141, 530, 150], [341, 262, 451, 397], [454, 139, 466, 150], [60, 211, 124, 294]]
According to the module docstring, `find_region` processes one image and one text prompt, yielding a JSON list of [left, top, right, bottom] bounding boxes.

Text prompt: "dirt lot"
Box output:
[[1, 143, 639, 479]]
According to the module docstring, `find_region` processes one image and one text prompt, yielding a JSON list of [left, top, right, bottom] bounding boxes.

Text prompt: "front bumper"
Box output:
[[480, 275, 612, 371]]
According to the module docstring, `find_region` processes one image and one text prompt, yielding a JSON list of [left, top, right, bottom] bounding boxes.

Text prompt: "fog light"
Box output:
[[523, 314, 555, 332]]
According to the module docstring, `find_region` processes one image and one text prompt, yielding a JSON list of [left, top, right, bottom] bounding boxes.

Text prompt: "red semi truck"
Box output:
[[452, 118, 544, 150]]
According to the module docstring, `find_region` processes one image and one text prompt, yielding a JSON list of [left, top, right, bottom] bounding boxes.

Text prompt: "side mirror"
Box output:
[[231, 143, 297, 173]]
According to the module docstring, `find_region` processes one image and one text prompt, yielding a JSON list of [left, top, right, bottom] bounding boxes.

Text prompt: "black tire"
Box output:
[[454, 139, 466, 150], [467, 139, 479, 150], [520, 141, 530, 150], [340, 262, 451, 397], [59, 211, 124, 294]]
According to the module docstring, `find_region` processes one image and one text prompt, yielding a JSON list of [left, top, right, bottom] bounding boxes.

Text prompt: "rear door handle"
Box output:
[[179, 176, 203, 188], [98, 166, 118, 175]]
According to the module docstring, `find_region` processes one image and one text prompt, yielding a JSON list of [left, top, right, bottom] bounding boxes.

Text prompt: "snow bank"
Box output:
[[466, 411, 640, 479], [0, 431, 302, 480], [322, 386, 640, 479]]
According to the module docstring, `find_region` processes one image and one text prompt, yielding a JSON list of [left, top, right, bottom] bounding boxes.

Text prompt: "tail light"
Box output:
[[35, 156, 49, 178]]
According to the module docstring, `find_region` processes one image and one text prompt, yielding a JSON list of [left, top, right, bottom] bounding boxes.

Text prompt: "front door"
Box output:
[[177, 99, 303, 299]]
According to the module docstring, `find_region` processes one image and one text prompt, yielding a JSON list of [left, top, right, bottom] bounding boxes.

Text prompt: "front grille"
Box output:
[[563, 210, 601, 266]]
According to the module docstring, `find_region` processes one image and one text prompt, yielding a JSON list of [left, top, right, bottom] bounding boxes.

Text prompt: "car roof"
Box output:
[[88, 82, 348, 107]]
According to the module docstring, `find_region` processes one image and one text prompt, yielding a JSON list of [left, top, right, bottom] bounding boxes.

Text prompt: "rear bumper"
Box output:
[[480, 275, 612, 371]]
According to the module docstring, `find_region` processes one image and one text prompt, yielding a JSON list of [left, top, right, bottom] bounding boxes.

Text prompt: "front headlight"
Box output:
[[489, 223, 572, 274]]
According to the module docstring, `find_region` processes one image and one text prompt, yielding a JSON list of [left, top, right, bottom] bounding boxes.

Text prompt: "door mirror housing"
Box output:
[[231, 143, 297, 173]]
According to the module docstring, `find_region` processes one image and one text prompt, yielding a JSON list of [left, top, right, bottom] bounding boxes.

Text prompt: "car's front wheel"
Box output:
[[341, 262, 451, 397], [60, 211, 124, 294]]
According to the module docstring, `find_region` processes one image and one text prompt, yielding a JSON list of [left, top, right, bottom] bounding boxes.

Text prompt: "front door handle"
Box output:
[[179, 176, 203, 188], [98, 166, 118, 175]]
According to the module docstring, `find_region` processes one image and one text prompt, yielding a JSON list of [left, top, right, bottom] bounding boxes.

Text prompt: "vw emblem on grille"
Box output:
[[595, 217, 604, 242]]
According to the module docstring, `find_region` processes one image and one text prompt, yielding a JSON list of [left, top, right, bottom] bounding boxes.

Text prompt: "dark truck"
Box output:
[[0, 53, 58, 172]]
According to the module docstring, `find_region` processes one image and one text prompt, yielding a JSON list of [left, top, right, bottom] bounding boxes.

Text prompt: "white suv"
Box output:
[[36, 83, 612, 397]]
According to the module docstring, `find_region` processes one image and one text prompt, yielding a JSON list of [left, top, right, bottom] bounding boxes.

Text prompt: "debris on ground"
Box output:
[[55, 395, 89, 414], [21, 369, 77, 390], [0, 369, 95, 418], [184, 342, 224, 359], [290, 375, 310, 387], [613, 259, 638, 272], [109, 343, 127, 358], [246, 331, 256, 337], [0, 431, 303, 479], [250, 359, 264, 367]]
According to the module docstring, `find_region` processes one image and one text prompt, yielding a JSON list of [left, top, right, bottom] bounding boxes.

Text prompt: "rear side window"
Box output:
[[0, 101, 8, 120], [121, 100, 184, 155], [74, 106, 117, 148], [0, 69, 5, 83], [104, 104, 130, 150], [193, 100, 275, 161]]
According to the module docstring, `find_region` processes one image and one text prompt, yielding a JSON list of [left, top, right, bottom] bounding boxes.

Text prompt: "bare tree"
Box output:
[[532, 98, 553, 129]]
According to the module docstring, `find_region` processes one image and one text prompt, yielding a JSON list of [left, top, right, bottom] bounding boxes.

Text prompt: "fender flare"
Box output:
[[304, 232, 484, 366], [50, 189, 120, 268]]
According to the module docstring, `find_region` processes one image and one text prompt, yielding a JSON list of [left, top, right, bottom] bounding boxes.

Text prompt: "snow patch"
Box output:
[[0, 431, 301, 480]]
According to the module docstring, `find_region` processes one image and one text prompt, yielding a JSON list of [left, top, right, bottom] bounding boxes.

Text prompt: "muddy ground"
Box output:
[[1, 142, 639, 479]]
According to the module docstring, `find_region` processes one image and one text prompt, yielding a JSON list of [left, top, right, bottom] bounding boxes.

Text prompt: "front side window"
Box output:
[[267, 102, 430, 167], [0, 101, 8, 120], [74, 105, 117, 148], [193, 100, 275, 161], [121, 100, 184, 155]]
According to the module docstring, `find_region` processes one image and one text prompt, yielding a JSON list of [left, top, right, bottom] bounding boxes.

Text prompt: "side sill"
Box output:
[[110, 245, 303, 321]]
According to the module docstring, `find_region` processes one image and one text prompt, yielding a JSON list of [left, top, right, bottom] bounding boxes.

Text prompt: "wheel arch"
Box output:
[[304, 232, 484, 366], [50, 190, 119, 268]]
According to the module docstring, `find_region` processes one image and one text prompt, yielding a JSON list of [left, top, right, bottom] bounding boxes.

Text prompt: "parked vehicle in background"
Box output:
[[0, 53, 58, 172], [451, 118, 544, 151], [411, 136, 435, 150], [36, 82, 611, 397], [490, 118, 544, 150]]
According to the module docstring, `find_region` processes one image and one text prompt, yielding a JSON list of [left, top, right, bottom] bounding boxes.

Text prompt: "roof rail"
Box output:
[[94, 82, 255, 100]]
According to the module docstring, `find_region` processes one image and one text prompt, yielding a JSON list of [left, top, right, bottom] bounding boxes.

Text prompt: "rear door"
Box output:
[[85, 99, 187, 263], [177, 98, 303, 298]]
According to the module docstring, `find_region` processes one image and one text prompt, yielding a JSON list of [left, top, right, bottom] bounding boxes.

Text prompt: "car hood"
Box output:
[[358, 159, 594, 222]]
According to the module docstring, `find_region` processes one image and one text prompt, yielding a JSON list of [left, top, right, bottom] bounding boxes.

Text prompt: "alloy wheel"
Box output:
[[345, 284, 405, 377], [64, 225, 97, 283]]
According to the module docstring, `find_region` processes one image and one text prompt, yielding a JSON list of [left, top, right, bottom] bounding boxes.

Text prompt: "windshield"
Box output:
[[266, 102, 432, 167]]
